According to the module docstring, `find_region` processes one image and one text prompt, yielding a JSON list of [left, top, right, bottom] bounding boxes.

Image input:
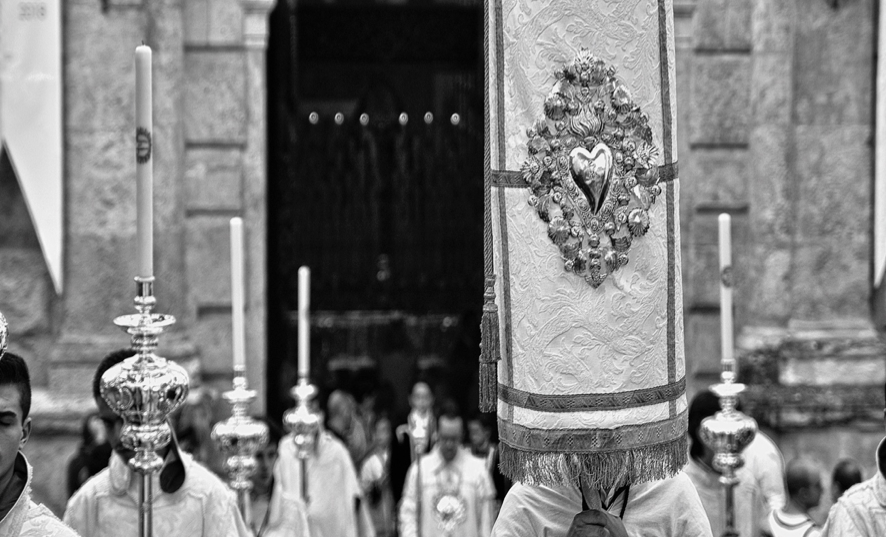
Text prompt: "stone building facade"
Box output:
[[0, 0, 883, 516], [1, 0, 275, 513], [677, 0, 885, 516]]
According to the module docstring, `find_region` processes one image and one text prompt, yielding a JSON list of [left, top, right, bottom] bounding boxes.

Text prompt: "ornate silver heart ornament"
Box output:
[[521, 49, 663, 288], [570, 144, 612, 215]]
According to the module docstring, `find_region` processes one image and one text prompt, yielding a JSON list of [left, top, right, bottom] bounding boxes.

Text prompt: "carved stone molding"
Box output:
[[738, 323, 886, 430], [673, 0, 697, 49], [241, 0, 277, 49]]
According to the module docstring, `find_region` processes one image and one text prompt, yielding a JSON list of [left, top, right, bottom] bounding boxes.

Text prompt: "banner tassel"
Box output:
[[479, 276, 500, 412]]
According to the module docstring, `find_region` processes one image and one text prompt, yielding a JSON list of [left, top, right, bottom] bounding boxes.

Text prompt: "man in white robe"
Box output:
[[0, 352, 79, 537], [821, 436, 886, 535], [686, 390, 778, 537], [399, 413, 494, 537], [277, 426, 374, 537], [250, 417, 310, 537], [490, 473, 713, 537], [63, 349, 249, 537]]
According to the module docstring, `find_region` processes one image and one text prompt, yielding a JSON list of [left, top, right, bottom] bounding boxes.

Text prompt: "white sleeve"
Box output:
[[398, 462, 418, 537]]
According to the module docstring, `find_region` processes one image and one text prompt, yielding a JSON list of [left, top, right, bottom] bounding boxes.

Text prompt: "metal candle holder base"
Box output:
[[100, 277, 190, 537], [283, 376, 321, 502], [211, 367, 269, 528], [699, 375, 758, 537]]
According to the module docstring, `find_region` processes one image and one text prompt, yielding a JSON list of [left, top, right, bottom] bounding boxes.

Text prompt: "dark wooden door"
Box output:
[[267, 1, 483, 420]]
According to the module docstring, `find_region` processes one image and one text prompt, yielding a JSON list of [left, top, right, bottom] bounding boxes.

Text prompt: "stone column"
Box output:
[[681, 0, 753, 396], [180, 0, 274, 408], [52, 0, 193, 400], [737, 0, 884, 473], [241, 0, 276, 412]]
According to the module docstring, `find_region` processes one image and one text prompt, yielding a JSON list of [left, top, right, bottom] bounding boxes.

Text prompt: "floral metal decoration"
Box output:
[[522, 49, 662, 288]]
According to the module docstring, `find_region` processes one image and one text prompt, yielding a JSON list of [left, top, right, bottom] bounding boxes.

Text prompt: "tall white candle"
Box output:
[[135, 45, 153, 279], [718, 213, 734, 377], [298, 267, 310, 378], [230, 218, 246, 370]]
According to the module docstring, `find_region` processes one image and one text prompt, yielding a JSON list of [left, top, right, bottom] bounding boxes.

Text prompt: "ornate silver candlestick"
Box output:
[[283, 376, 321, 503], [100, 277, 190, 537], [0, 310, 8, 360], [408, 413, 430, 537], [211, 366, 269, 527], [699, 371, 758, 537]]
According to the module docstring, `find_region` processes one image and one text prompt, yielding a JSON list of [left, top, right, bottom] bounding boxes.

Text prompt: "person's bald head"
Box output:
[[786, 457, 823, 510]]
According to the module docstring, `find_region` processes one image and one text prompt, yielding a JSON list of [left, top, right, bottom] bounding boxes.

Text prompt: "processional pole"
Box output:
[[284, 267, 321, 505], [212, 218, 269, 527], [0, 311, 7, 360], [699, 214, 758, 537], [99, 44, 190, 537], [408, 412, 430, 537]]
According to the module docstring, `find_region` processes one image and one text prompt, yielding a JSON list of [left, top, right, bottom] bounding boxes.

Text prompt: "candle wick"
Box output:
[[142, 40, 146, 46]]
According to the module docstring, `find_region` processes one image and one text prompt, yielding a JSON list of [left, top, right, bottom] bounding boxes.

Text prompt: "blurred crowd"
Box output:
[[65, 374, 511, 537], [62, 370, 877, 537]]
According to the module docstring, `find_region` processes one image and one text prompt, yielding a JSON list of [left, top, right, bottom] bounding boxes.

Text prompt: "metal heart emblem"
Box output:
[[570, 144, 613, 214]]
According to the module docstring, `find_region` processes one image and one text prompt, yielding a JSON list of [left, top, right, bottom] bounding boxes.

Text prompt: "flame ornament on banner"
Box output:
[[522, 48, 662, 288]]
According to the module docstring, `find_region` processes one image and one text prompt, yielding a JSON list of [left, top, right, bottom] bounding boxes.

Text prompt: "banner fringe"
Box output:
[[499, 435, 687, 490]]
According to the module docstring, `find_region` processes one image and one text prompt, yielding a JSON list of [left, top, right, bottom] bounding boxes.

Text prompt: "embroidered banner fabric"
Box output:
[[484, 0, 687, 489]]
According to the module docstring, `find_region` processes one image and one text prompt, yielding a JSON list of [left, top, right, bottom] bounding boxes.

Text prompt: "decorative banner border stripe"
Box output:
[[491, 161, 679, 188], [499, 409, 688, 453], [499, 377, 685, 412], [658, 0, 678, 420], [497, 185, 515, 390], [494, 0, 505, 170]]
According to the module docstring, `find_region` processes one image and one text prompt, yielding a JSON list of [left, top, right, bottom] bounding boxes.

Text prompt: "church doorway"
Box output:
[[266, 0, 484, 422]]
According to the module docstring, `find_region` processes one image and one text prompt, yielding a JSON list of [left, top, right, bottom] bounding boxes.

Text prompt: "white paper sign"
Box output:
[[0, 0, 63, 294]]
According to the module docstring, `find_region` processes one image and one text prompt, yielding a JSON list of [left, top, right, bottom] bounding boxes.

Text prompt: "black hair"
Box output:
[[438, 404, 464, 431], [467, 410, 495, 430], [832, 458, 863, 493], [688, 390, 721, 459], [254, 415, 285, 447], [92, 349, 136, 400], [0, 352, 31, 420], [785, 458, 820, 498]]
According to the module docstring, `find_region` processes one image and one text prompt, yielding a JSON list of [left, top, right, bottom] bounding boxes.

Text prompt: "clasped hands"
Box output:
[[565, 509, 629, 537]]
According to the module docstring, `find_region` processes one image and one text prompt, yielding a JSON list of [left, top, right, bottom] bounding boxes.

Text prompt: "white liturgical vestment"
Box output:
[[821, 437, 886, 536], [398, 446, 494, 537], [63, 450, 249, 537], [0, 454, 79, 537], [491, 472, 712, 537], [684, 455, 769, 537], [276, 431, 374, 537]]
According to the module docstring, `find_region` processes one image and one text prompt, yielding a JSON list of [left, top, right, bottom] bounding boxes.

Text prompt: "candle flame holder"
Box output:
[[408, 412, 431, 458], [211, 367, 269, 528], [0, 310, 8, 360], [99, 277, 190, 537], [699, 373, 758, 537], [283, 376, 321, 502]]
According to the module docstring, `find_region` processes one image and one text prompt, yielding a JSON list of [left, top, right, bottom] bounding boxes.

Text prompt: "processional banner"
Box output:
[[0, 0, 63, 293], [480, 0, 686, 490]]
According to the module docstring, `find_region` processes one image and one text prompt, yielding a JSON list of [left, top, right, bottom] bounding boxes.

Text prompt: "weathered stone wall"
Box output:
[[679, 0, 883, 505], [0, 0, 274, 515], [681, 0, 878, 399]]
